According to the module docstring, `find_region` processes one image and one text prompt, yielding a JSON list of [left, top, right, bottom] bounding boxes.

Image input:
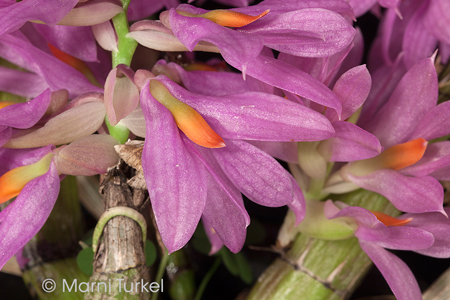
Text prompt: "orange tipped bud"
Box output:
[[370, 211, 413, 227], [178, 9, 270, 28], [48, 44, 101, 87], [0, 101, 17, 109], [150, 80, 225, 149], [379, 138, 428, 170], [349, 138, 428, 177], [0, 153, 53, 204]]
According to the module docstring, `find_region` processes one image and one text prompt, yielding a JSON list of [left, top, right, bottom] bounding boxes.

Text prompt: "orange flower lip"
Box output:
[[349, 138, 428, 177], [150, 80, 225, 149], [370, 211, 413, 227], [0, 101, 16, 109], [177, 9, 270, 28], [0, 153, 53, 204]]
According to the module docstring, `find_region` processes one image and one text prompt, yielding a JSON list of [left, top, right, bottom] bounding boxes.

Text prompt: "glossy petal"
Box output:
[[323, 121, 382, 162], [92, 21, 118, 52], [212, 139, 294, 207], [0, 145, 54, 176], [128, 20, 220, 53], [158, 76, 335, 142], [202, 218, 224, 255], [359, 241, 423, 300], [0, 89, 52, 128], [403, 2, 437, 68], [0, 67, 48, 97], [141, 82, 208, 253], [347, 169, 444, 214], [0, 34, 102, 98], [104, 65, 140, 126], [328, 65, 372, 122], [57, 0, 123, 26], [374, 226, 435, 250], [0, 162, 60, 269], [239, 9, 355, 58], [5, 102, 106, 148], [54, 135, 119, 176], [370, 57, 438, 147], [423, 0, 450, 45], [247, 141, 298, 163], [33, 24, 97, 62], [410, 101, 450, 141], [242, 55, 343, 116], [0, 0, 78, 35], [202, 173, 247, 253], [169, 7, 264, 72]]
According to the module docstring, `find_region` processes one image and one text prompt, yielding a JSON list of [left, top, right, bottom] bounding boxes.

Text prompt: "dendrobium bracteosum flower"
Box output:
[[139, 74, 335, 253], [323, 201, 450, 300], [0, 135, 119, 269], [324, 56, 449, 215]]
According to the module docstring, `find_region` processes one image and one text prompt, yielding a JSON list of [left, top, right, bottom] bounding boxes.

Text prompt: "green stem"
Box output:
[[194, 257, 222, 300], [246, 189, 400, 300], [111, 10, 137, 68], [152, 249, 170, 300]]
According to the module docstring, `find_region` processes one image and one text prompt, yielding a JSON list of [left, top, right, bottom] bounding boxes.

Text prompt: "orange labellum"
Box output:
[[150, 80, 225, 149], [48, 44, 101, 87], [0, 153, 53, 204], [0, 101, 17, 109], [379, 138, 428, 170], [178, 9, 270, 28], [370, 211, 413, 227]]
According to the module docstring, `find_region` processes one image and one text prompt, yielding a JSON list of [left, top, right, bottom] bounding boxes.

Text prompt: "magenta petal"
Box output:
[[326, 121, 382, 162], [0, 145, 54, 175], [347, 0, 377, 17], [202, 218, 224, 255], [33, 24, 97, 62], [186, 141, 250, 227], [242, 55, 343, 116], [403, 2, 438, 68], [424, 0, 450, 45], [212, 139, 294, 207], [0, 66, 48, 97], [141, 82, 207, 253], [158, 76, 334, 142], [0, 33, 102, 98], [359, 241, 422, 300], [246, 141, 299, 163], [169, 8, 264, 72], [0, 0, 78, 35], [370, 57, 438, 147], [287, 177, 306, 225], [202, 173, 247, 254], [374, 226, 435, 250], [347, 169, 444, 214], [0, 162, 60, 269], [239, 9, 355, 58], [0, 89, 52, 128], [410, 101, 450, 141], [330, 65, 372, 122]]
